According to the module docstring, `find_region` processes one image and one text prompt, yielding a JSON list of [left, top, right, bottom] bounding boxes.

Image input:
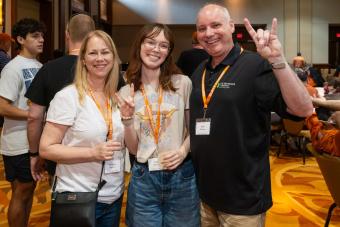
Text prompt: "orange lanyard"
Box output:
[[201, 48, 243, 118], [141, 85, 163, 145], [88, 89, 113, 140], [201, 65, 230, 117]]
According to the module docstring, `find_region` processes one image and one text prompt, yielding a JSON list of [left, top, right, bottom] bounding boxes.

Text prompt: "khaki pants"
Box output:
[[201, 202, 266, 227]]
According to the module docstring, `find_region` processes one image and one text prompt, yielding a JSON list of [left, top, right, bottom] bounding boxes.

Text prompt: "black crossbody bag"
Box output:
[[49, 162, 106, 227]]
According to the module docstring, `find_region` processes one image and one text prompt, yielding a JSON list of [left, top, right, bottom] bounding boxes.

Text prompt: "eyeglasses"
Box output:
[[143, 38, 170, 52]]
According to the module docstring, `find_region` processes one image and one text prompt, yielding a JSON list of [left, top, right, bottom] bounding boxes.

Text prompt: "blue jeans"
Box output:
[[126, 159, 200, 227], [96, 194, 123, 227]]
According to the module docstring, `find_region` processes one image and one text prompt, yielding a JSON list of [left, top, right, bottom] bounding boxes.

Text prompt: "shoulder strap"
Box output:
[[51, 161, 106, 193], [96, 161, 106, 191]]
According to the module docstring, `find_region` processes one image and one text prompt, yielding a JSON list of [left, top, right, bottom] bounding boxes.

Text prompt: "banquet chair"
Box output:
[[307, 143, 340, 227], [277, 119, 310, 164]]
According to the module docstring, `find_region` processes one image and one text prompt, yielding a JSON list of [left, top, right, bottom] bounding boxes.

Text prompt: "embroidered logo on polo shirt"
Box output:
[[217, 82, 235, 89]]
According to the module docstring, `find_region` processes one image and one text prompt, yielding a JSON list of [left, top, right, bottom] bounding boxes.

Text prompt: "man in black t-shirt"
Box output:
[[176, 31, 209, 78], [190, 4, 313, 226], [25, 14, 95, 181]]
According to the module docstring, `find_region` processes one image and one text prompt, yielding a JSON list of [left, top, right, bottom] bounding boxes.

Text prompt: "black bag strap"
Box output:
[[97, 161, 106, 191], [52, 161, 106, 193]]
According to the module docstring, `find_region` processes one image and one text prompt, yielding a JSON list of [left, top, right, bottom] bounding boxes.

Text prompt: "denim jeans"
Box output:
[[96, 194, 123, 227], [126, 159, 200, 227]]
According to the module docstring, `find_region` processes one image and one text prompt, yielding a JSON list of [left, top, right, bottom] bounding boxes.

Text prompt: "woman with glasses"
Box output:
[[116, 23, 199, 226]]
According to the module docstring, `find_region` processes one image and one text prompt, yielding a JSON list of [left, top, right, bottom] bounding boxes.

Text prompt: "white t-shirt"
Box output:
[[120, 74, 192, 163], [47, 85, 125, 204], [0, 55, 42, 156]]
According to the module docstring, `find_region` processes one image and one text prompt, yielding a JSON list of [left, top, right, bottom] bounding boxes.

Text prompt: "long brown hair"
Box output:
[[126, 23, 181, 92], [74, 30, 121, 105]]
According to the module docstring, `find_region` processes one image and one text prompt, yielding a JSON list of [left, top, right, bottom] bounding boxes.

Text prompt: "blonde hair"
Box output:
[[74, 30, 121, 105]]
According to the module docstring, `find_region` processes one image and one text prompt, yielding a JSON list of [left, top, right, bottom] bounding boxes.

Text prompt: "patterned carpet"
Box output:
[[267, 148, 340, 227], [0, 149, 339, 227]]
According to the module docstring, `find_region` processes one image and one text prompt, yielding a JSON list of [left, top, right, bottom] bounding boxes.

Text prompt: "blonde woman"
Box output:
[[40, 30, 125, 227]]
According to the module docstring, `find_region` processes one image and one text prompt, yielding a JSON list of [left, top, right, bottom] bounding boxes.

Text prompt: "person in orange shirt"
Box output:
[[307, 98, 340, 156], [306, 112, 340, 156]]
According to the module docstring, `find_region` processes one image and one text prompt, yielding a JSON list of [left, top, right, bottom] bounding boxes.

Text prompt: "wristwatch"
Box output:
[[271, 62, 286, 69], [28, 150, 39, 157]]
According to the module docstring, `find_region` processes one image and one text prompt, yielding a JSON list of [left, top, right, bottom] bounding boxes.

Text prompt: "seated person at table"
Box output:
[[295, 68, 319, 97], [292, 53, 324, 87], [306, 112, 340, 157], [307, 98, 340, 156], [327, 78, 340, 94]]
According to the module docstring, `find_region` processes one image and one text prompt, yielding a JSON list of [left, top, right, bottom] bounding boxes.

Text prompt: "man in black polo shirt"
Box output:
[[25, 14, 95, 181], [190, 4, 313, 226]]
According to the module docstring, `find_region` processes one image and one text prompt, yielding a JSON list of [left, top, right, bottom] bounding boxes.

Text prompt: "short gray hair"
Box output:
[[196, 3, 231, 23]]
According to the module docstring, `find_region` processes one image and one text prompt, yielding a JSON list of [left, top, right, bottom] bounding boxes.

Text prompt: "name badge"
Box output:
[[105, 159, 121, 174], [195, 118, 211, 135], [148, 158, 163, 171]]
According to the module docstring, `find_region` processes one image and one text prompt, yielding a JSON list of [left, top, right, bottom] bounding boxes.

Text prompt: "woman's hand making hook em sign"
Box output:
[[115, 83, 135, 120]]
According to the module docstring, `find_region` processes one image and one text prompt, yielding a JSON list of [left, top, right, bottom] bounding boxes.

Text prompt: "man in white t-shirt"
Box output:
[[0, 18, 45, 227]]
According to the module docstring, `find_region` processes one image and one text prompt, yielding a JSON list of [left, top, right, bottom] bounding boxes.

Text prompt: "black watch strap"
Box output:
[[28, 150, 39, 157]]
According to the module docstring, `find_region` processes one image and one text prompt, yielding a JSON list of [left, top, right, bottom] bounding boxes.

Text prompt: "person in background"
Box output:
[[0, 18, 45, 227], [52, 49, 64, 60], [117, 23, 200, 227], [306, 111, 340, 157], [292, 53, 305, 68], [0, 33, 14, 132], [25, 14, 95, 182], [307, 98, 340, 157], [292, 52, 324, 87], [0, 33, 13, 72], [190, 4, 313, 226], [39, 30, 125, 227], [176, 31, 209, 78], [295, 68, 319, 97], [332, 78, 340, 94]]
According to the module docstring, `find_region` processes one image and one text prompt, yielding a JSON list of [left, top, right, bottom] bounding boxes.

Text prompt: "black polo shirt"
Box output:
[[190, 44, 295, 215]]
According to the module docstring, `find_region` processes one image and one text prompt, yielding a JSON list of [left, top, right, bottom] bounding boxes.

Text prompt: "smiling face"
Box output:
[[196, 4, 235, 63], [140, 30, 170, 70], [83, 35, 114, 79]]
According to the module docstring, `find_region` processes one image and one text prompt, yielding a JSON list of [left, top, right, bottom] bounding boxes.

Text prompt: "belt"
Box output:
[[135, 154, 191, 168]]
